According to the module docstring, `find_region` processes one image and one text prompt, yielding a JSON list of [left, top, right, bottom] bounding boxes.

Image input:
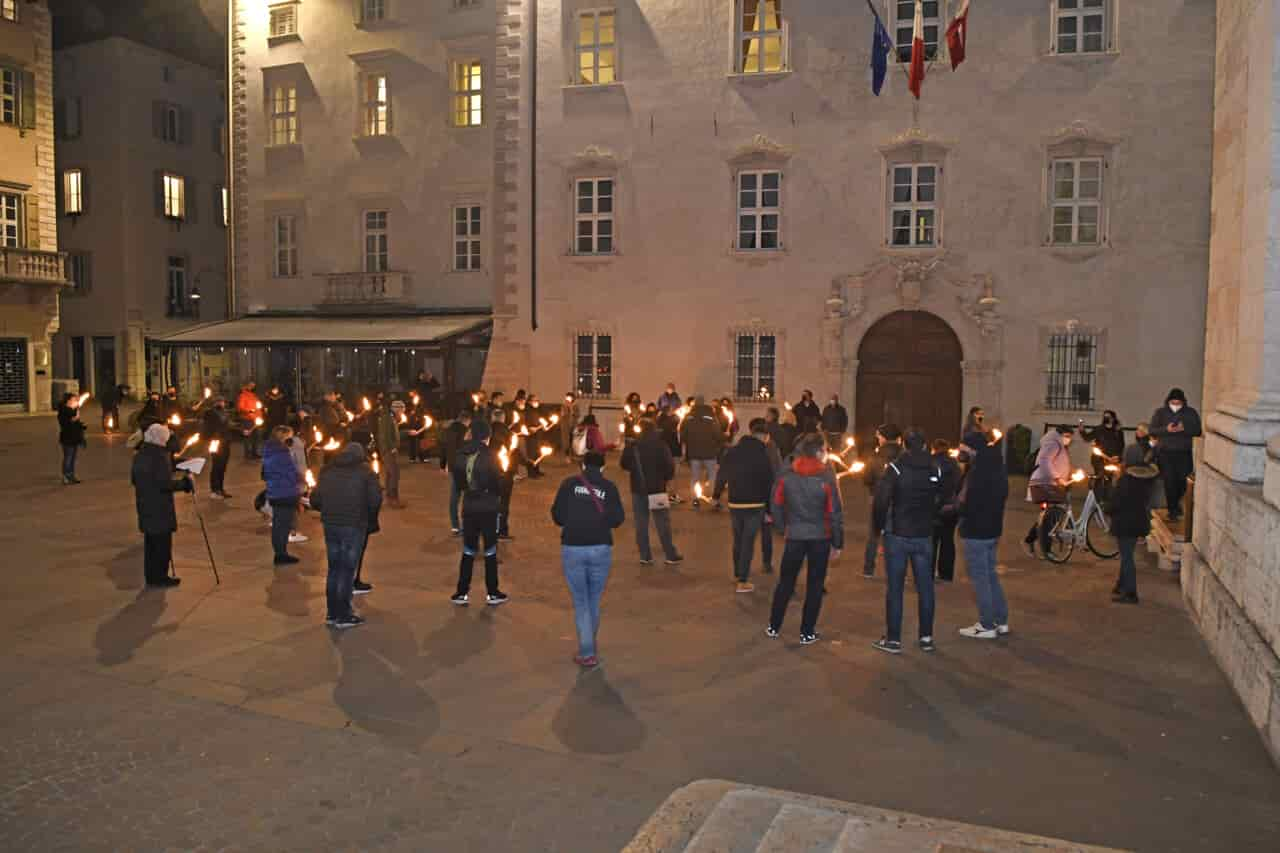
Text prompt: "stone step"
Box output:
[[681, 790, 782, 853], [1149, 511, 1186, 572], [754, 803, 849, 852]]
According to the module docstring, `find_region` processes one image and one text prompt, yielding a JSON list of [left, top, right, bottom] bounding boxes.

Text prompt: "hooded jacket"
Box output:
[[621, 434, 676, 496], [680, 404, 725, 461], [771, 456, 844, 548], [309, 443, 382, 531], [957, 432, 1009, 540], [1029, 430, 1073, 487], [261, 439, 303, 501], [872, 448, 943, 539], [1149, 389, 1202, 453], [551, 466, 626, 546], [864, 441, 902, 494], [131, 442, 189, 534], [713, 435, 776, 507], [453, 439, 502, 514], [1081, 422, 1125, 460]]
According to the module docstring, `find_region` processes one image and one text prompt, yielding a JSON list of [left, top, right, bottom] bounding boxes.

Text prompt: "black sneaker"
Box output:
[[273, 554, 300, 566], [498, 532, 513, 541], [872, 637, 902, 655], [450, 592, 469, 606], [486, 592, 509, 606], [352, 580, 372, 595], [664, 555, 684, 566], [147, 576, 181, 588], [1112, 592, 1140, 605], [800, 632, 820, 645], [862, 569, 874, 580], [331, 614, 365, 630], [764, 626, 779, 639], [919, 636, 936, 653]]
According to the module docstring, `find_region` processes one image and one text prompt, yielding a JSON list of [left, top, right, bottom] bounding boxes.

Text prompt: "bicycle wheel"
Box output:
[[1041, 506, 1075, 564], [1086, 507, 1120, 559]]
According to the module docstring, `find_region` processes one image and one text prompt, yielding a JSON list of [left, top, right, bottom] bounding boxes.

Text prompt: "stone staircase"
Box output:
[[1147, 510, 1186, 573], [623, 781, 1125, 853]]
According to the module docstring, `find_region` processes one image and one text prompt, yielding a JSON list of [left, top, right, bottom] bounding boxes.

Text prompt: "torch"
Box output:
[[105, 415, 115, 430], [1071, 469, 1087, 484], [204, 386, 212, 400], [549, 414, 560, 426], [422, 415, 434, 430], [77, 392, 91, 407], [169, 413, 183, 426], [399, 412, 408, 425], [989, 428, 1003, 446], [253, 415, 264, 428], [509, 434, 519, 451], [498, 447, 511, 472], [949, 448, 961, 459], [313, 428, 324, 445], [208, 438, 221, 455], [411, 392, 420, 406], [371, 453, 381, 475], [180, 432, 202, 454], [532, 445, 553, 467], [361, 397, 372, 412], [346, 410, 356, 424], [694, 482, 705, 502], [632, 424, 641, 435], [305, 469, 317, 489], [618, 423, 626, 435], [323, 437, 342, 451]]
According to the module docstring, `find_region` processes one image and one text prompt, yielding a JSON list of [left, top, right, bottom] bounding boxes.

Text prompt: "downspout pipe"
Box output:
[[226, 0, 236, 320], [530, 0, 538, 332]]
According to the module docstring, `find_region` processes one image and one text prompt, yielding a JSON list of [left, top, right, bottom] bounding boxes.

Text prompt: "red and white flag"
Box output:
[[946, 0, 970, 70], [908, 0, 926, 99]]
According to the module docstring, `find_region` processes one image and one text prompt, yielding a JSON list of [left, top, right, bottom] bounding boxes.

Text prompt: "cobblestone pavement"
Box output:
[[2, 411, 1278, 852]]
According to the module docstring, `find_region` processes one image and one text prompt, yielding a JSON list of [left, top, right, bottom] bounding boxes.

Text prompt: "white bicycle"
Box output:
[[1037, 476, 1118, 563]]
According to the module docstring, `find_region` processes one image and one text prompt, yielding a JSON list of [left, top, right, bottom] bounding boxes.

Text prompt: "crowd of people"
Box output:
[[56, 374, 1201, 668]]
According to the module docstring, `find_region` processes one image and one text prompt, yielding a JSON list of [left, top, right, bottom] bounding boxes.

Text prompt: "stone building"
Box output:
[[0, 0, 66, 414], [50, 37, 228, 397]]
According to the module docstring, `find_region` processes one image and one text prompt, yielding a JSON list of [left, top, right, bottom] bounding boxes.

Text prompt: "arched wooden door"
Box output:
[[855, 311, 963, 450]]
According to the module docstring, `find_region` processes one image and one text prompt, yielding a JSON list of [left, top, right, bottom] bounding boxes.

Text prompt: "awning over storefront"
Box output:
[[155, 313, 491, 346]]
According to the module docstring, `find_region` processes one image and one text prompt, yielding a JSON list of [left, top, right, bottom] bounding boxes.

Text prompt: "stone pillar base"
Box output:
[[1205, 409, 1280, 484]]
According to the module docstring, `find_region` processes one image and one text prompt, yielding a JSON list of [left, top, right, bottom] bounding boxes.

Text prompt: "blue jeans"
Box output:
[[730, 507, 765, 581], [60, 443, 78, 480], [324, 525, 365, 620], [885, 534, 935, 642], [769, 539, 831, 636], [448, 475, 462, 529], [1117, 536, 1138, 597], [561, 545, 612, 658], [962, 537, 1008, 630]]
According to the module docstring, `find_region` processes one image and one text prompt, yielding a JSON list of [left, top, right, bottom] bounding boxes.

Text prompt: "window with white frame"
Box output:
[[737, 170, 780, 251], [361, 73, 390, 136], [269, 3, 298, 38], [362, 0, 386, 23], [0, 192, 19, 247], [737, 0, 786, 74], [270, 85, 298, 145], [452, 60, 482, 127], [364, 210, 389, 272], [575, 334, 613, 398], [1050, 158, 1102, 245], [273, 215, 298, 277], [1, 1, 15, 23], [1044, 331, 1099, 411], [735, 333, 776, 401], [1, 67, 17, 125], [66, 252, 90, 292], [453, 205, 481, 271], [63, 169, 83, 215], [895, 0, 941, 63], [574, 178, 614, 255], [889, 164, 937, 247], [576, 9, 616, 85], [1054, 0, 1108, 54], [162, 173, 185, 220], [167, 256, 190, 317]]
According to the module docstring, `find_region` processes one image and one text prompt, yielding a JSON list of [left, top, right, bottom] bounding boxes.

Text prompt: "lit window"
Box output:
[[1045, 332, 1099, 411], [1, 1, 15, 23], [364, 210, 389, 272], [163, 173, 186, 220], [63, 170, 84, 215], [362, 74, 389, 136], [736, 334, 776, 401], [273, 215, 298, 277], [167, 256, 191, 317], [895, 0, 940, 63], [889, 164, 937, 247], [453, 205, 481, 271], [1, 68, 17, 126], [1055, 0, 1108, 54], [0, 192, 20, 247], [737, 170, 780, 250], [452, 61, 482, 127], [66, 253, 91, 292], [221, 186, 229, 228], [738, 0, 786, 74], [269, 4, 298, 38], [576, 334, 612, 398], [574, 178, 614, 255], [576, 10, 616, 85], [1051, 158, 1102, 245], [362, 0, 386, 23], [270, 85, 298, 145]]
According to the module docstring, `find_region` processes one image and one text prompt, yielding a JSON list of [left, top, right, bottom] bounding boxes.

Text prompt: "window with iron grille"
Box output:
[[1051, 158, 1101, 245], [0, 192, 19, 247], [453, 205, 481, 271], [890, 163, 938, 247], [1044, 332, 1098, 411], [576, 9, 617, 85], [737, 0, 786, 74], [167, 256, 192, 317], [452, 60, 482, 127], [269, 4, 298, 38], [273, 215, 298, 277], [737, 170, 780, 250], [735, 333, 776, 401], [270, 85, 298, 145], [575, 334, 612, 398], [574, 178, 613, 255], [895, 0, 941, 63], [1054, 0, 1108, 54], [364, 210, 389, 272]]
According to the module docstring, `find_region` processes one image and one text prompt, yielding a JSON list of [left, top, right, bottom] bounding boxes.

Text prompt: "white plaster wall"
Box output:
[[500, 0, 1213, 430]]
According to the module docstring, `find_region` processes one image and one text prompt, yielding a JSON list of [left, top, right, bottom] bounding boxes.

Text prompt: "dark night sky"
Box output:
[[51, 0, 227, 70]]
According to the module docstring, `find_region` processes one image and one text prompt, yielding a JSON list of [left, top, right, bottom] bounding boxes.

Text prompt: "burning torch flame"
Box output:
[[512, 410, 521, 424], [549, 414, 560, 425], [346, 411, 355, 423], [422, 415, 433, 429], [783, 402, 793, 411], [498, 447, 511, 472], [618, 423, 626, 434], [990, 428, 1003, 446], [851, 460, 867, 473], [510, 434, 519, 451], [1104, 464, 1120, 473], [694, 482, 704, 501], [411, 392, 420, 406], [845, 436, 856, 448], [183, 432, 201, 450], [472, 393, 481, 405], [77, 392, 91, 407], [632, 424, 641, 435], [169, 413, 182, 426], [539, 445, 552, 458], [209, 439, 221, 454], [722, 407, 735, 424], [314, 429, 323, 444], [305, 469, 316, 488], [399, 413, 408, 425], [203, 387, 212, 399], [949, 448, 961, 459], [254, 416, 264, 427], [539, 417, 549, 430], [1092, 446, 1104, 457], [323, 437, 341, 451], [1071, 469, 1087, 483], [254, 400, 262, 410], [623, 404, 632, 416], [106, 416, 115, 429], [371, 454, 381, 475], [361, 397, 372, 412]]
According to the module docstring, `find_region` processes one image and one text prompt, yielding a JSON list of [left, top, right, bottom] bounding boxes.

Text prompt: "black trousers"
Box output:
[[497, 480, 513, 536], [931, 516, 957, 580], [144, 532, 173, 585], [1162, 450, 1194, 519], [210, 446, 229, 494], [458, 511, 500, 596]]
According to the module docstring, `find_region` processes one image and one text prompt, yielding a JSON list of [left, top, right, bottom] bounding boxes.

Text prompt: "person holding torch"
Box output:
[[1023, 425, 1075, 559], [131, 423, 193, 588], [202, 397, 233, 499], [57, 392, 88, 484], [450, 419, 508, 606]]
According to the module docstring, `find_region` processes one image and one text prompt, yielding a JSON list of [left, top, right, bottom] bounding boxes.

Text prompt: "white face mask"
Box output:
[[1169, 402, 1184, 413]]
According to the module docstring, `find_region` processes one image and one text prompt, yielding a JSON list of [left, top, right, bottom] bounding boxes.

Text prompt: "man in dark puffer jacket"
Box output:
[[310, 443, 382, 629]]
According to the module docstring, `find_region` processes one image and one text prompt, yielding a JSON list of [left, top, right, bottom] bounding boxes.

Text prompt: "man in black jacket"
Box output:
[[821, 395, 849, 451], [131, 423, 193, 588], [1149, 387, 1202, 522], [202, 397, 233, 499], [680, 396, 725, 509], [956, 429, 1011, 639], [930, 438, 962, 582], [872, 428, 943, 654], [440, 409, 472, 533], [862, 424, 902, 579], [792, 390, 821, 434], [620, 420, 683, 566], [451, 419, 507, 606], [714, 419, 777, 592], [310, 442, 382, 629]]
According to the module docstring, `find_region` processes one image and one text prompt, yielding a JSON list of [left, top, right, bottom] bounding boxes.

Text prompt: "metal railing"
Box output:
[[321, 270, 408, 304]]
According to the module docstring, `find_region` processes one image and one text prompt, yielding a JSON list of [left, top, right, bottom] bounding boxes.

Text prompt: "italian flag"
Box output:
[[908, 0, 926, 99], [946, 0, 970, 70]]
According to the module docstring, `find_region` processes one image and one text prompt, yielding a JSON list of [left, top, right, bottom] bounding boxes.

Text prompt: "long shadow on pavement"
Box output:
[[105, 543, 145, 591], [552, 669, 647, 755], [94, 590, 176, 665]]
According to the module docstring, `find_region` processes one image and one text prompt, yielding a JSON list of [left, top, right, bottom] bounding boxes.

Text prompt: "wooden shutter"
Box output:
[[180, 107, 193, 145], [186, 179, 199, 224], [53, 98, 65, 138], [23, 195, 38, 248], [354, 0, 365, 25], [80, 167, 89, 215], [19, 71, 35, 129]]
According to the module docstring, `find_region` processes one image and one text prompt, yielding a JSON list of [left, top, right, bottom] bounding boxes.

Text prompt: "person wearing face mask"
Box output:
[[821, 394, 849, 451], [1080, 410, 1125, 472], [792, 390, 821, 435], [1149, 388, 1201, 522], [1024, 426, 1074, 558]]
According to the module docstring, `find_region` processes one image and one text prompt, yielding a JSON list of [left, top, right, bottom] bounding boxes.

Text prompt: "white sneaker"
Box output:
[[958, 623, 999, 640], [288, 532, 309, 544], [996, 624, 1011, 636], [208, 492, 225, 501]]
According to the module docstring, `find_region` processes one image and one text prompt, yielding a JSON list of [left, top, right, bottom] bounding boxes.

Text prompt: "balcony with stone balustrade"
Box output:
[[0, 248, 69, 288]]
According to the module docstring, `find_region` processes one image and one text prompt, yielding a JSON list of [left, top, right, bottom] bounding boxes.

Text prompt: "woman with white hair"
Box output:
[[130, 423, 192, 588]]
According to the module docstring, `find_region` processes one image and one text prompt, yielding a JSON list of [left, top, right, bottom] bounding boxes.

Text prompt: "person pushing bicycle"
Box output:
[[1024, 425, 1074, 559]]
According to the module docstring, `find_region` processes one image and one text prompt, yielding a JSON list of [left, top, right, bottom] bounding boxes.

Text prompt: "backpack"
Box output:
[[572, 427, 589, 457]]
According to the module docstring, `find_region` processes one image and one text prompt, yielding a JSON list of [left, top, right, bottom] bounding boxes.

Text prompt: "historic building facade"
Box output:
[[482, 0, 1215, 444], [0, 0, 66, 413], [50, 37, 228, 396]]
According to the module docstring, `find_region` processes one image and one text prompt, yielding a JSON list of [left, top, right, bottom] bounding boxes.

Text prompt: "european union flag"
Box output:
[[870, 3, 894, 96]]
